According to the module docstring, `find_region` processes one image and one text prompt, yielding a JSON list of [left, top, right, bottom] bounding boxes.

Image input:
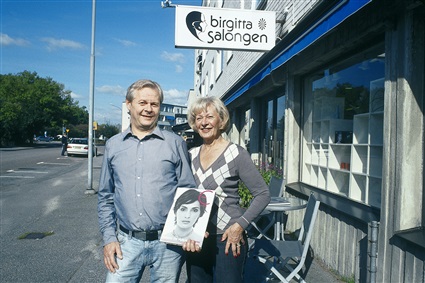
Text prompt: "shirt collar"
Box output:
[[122, 125, 165, 141]]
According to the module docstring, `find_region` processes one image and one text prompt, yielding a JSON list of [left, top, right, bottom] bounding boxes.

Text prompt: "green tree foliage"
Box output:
[[97, 123, 120, 139], [0, 71, 88, 145], [68, 124, 89, 138]]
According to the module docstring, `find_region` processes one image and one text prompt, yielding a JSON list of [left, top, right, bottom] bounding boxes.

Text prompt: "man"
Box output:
[[98, 79, 196, 282], [61, 134, 68, 156]]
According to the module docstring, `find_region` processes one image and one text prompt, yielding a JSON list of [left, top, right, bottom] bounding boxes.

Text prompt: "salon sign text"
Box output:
[[175, 5, 276, 51]]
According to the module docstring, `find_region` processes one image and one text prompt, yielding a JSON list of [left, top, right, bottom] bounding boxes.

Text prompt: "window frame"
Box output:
[[300, 44, 385, 208]]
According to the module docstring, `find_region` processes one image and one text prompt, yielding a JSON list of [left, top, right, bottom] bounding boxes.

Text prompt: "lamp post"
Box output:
[[85, 0, 96, 195], [110, 103, 123, 128], [109, 103, 122, 111], [110, 102, 128, 132]]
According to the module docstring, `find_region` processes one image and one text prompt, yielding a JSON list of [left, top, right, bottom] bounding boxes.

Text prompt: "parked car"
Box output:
[[35, 136, 53, 142], [67, 138, 97, 157]]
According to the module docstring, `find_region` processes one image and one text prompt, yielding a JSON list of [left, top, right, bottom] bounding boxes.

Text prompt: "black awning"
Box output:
[[172, 122, 191, 133]]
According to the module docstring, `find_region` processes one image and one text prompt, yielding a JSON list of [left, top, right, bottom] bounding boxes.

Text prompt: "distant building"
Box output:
[[158, 103, 188, 131], [119, 102, 130, 132]]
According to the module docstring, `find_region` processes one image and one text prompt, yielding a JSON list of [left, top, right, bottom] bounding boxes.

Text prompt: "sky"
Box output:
[[1, 0, 202, 125]]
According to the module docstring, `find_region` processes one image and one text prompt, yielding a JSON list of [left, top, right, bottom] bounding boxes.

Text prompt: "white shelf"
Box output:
[[303, 77, 384, 207], [353, 114, 369, 144], [329, 144, 351, 170], [368, 176, 382, 207], [318, 167, 327, 188], [369, 146, 383, 177], [370, 113, 383, 145], [351, 145, 368, 174], [350, 174, 367, 202], [328, 169, 349, 196]]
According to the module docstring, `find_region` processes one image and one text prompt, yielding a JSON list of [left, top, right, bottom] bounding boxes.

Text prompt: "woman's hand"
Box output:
[[221, 223, 245, 257], [182, 232, 209, 252]]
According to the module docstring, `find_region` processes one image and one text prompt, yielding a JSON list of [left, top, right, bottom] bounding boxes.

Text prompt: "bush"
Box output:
[[238, 163, 282, 208]]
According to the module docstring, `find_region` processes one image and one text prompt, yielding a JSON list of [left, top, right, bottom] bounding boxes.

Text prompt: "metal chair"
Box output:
[[251, 193, 320, 283], [248, 176, 284, 247], [268, 175, 285, 198]]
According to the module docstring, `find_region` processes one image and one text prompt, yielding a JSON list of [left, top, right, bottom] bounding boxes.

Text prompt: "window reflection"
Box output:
[[302, 47, 385, 207], [262, 95, 285, 176]]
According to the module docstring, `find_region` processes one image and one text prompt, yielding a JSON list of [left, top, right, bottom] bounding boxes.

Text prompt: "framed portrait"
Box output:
[[334, 131, 353, 144], [160, 187, 215, 248]]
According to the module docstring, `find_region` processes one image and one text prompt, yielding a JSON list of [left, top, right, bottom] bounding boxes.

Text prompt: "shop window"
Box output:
[[251, 0, 266, 10], [216, 50, 223, 81], [276, 95, 285, 171], [210, 60, 215, 90], [301, 46, 385, 208], [262, 93, 285, 175], [226, 51, 233, 63], [244, 109, 252, 152]]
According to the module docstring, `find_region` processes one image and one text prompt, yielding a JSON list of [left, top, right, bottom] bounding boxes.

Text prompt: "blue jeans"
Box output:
[[186, 233, 247, 283], [61, 144, 67, 155], [105, 230, 184, 283]]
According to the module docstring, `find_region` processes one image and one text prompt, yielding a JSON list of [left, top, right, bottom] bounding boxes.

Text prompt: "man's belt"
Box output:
[[119, 225, 162, 241]]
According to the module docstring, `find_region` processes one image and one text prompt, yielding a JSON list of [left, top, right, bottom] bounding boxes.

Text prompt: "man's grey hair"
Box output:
[[126, 79, 164, 103]]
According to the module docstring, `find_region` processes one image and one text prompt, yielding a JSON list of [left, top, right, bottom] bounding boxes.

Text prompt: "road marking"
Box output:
[[0, 175, 35, 179], [36, 162, 70, 166], [7, 170, 48, 174]]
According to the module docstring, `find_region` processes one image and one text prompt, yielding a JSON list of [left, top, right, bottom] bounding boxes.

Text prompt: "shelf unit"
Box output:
[[303, 78, 384, 208]]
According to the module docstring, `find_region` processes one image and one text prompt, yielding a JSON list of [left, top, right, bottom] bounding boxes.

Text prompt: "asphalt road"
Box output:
[[1, 142, 84, 189], [0, 144, 188, 283], [0, 144, 106, 283], [0, 144, 342, 283]]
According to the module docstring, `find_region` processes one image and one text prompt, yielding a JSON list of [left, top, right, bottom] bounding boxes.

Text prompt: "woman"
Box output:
[[162, 189, 207, 245], [183, 96, 271, 283]]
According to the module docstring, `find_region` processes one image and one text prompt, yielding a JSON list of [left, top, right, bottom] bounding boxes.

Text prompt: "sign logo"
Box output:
[[186, 11, 207, 41], [258, 18, 267, 30], [176, 6, 275, 51]]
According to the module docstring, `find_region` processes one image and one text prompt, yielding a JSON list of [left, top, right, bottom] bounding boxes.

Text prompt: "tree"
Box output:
[[97, 123, 120, 139], [0, 71, 88, 145], [67, 124, 88, 138]]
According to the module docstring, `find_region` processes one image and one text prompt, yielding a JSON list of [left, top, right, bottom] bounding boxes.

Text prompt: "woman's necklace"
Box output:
[[172, 229, 193, 241]]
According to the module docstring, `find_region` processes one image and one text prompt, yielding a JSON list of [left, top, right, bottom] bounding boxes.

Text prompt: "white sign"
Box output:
[[175, 6, 276, 51]]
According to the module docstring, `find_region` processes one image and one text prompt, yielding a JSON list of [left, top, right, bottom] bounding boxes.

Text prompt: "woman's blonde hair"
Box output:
[[187, 96, 230, 133]]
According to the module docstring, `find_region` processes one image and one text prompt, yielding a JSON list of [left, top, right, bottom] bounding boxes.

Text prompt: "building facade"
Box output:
[[192, 0, 425, 282]]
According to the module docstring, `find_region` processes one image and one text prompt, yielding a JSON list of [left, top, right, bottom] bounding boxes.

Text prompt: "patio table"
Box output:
[[264, 197, 308, 241]]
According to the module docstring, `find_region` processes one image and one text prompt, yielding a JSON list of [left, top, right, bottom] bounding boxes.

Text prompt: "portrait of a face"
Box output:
[[175, 200, 201, 229], [161, 188, 215, 247]]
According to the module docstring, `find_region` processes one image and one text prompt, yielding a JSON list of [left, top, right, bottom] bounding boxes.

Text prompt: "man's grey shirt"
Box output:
[[98, 126, 196, 246]]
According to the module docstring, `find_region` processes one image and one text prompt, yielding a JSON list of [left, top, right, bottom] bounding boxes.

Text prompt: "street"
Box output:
[[1, 143, 87, 189], [0, 145, 190, 283], [0, 144, 105, 283]]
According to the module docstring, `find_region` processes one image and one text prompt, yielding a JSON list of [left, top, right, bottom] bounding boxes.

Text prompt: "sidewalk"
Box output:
[[70, 154, 343, 283]]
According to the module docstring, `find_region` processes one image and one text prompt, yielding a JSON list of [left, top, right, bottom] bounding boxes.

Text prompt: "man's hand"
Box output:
[[182, 232, 209, 252], [103, 241, 123, 273]]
